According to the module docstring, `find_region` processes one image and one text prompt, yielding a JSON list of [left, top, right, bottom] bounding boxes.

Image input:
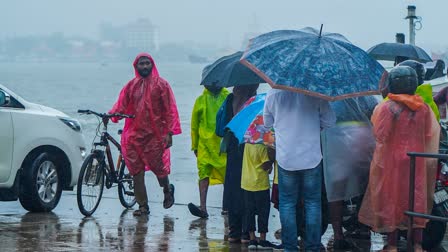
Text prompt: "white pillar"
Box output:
[[406, 5, 417, 45]]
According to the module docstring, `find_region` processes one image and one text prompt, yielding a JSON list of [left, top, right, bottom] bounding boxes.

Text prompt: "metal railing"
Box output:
[[406, 152, 448, 252]]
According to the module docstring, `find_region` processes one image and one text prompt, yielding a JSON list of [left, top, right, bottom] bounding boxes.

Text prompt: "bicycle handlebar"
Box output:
[[77, 109, 134, 119]]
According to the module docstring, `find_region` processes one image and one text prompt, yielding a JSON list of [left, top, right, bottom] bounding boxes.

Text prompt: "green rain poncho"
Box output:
[[416, 83, 440, 121], [191, 88, 229, 185]]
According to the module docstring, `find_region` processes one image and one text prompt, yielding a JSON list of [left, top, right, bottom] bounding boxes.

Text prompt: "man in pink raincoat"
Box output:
[[109, 53, 182, 216]]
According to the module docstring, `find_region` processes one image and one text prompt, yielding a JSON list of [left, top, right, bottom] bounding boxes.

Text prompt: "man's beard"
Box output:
[[138, 68, 151, 77]]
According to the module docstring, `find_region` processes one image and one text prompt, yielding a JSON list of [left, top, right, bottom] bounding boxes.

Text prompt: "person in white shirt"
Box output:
[[264, 89, 336, 252]]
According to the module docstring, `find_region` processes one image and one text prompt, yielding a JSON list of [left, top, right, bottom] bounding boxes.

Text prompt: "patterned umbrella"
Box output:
[[240, 27, 387, 101], [225, 93, 275, 148]]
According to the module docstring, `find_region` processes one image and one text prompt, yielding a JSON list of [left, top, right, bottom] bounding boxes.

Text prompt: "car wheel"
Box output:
[[19, 153, 62, 212]]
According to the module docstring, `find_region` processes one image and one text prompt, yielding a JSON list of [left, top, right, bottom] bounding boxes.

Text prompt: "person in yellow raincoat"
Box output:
[[188, 85, 229, 218]]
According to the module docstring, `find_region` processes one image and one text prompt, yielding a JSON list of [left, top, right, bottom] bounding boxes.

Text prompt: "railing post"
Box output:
[[406, 155, 416, 252]]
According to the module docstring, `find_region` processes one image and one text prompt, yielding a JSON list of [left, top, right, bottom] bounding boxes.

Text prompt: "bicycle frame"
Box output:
[[77, 109, 136, 216], [92, 120, 122, 186]]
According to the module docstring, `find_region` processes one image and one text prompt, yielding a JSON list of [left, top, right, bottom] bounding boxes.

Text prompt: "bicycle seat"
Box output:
[[118, 129, 123, 135]]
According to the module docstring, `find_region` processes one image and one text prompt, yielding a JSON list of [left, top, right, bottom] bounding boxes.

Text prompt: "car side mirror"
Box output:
[[0, 91, 6, 106]]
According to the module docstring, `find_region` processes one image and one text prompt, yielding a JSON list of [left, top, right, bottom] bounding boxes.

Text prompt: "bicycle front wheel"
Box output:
[[77, 153, 105, 216], [118, 158, 136, 208]]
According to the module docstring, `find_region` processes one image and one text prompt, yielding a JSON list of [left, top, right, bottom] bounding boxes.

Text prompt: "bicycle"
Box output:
[[76, 109, 136, 216]]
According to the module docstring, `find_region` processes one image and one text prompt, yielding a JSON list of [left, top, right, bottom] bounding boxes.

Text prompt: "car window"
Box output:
[[0, 89, 24, 109]]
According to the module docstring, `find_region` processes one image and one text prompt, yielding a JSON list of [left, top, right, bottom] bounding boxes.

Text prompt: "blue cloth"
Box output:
[[241, 28, 386, 100], [215, 94, 233, 137], [279, 164, 322, 252]]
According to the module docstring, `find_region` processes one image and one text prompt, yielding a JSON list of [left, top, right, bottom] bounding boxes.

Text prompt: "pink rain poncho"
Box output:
[[109, 53, 181, 177], [358, 94, 439, 233]]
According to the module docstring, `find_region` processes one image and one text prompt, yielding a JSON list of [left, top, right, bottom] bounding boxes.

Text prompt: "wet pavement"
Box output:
[[0, 173, 447, 251]]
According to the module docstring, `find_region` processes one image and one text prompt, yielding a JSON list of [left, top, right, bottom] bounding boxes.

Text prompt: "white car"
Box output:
[[0, 84, 86, 212]]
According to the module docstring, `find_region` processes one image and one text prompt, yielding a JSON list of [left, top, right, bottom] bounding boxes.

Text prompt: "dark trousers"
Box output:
[[243, 189, 270, 233], [224, 134, 246, 239]]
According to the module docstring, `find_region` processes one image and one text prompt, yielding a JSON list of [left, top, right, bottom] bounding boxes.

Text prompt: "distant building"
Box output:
[[125, 18, 157, 52]]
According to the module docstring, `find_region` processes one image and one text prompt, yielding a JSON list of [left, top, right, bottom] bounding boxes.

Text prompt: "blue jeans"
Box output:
[[279, 163, 322, 252]]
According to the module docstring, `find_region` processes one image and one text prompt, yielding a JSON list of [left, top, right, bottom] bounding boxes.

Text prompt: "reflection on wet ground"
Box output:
[[1, 203, 446, 252], [0, 176, 447, 251]]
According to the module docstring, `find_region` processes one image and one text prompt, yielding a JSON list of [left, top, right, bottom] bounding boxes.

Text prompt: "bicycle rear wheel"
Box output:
[[77, 153, 105, 216], [118, 158, 137, 208]]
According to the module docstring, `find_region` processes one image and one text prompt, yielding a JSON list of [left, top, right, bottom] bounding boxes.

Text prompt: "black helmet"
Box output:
[[398, 60, 426, 85], [388, 66, 418, 95], [435, 59, 446, 70]]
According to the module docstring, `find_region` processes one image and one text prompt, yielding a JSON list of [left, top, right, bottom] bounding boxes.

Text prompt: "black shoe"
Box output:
[[188, 203, 209, 218], [333, 239, 354, 251], [248, 240, 258, 250], [273, 244, 284, 251], [258, 240, 277, 250], [273, 243, 284, 251], [344, 229, 371, 240]]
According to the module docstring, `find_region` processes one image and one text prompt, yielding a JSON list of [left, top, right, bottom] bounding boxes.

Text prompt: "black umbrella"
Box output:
[[367, 42, 432, 63], [200, 51, 264, 87]]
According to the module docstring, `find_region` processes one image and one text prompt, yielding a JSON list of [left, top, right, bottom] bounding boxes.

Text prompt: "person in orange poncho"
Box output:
[[358, 66, 439, 252], [109, 53, 182, 216]]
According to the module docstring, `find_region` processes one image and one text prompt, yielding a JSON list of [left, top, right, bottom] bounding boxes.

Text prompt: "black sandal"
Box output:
[[163, 184, 175, 209], [344, 228, 371, 240], [133, 204, 150, 216], [188, 203, 209, 218]]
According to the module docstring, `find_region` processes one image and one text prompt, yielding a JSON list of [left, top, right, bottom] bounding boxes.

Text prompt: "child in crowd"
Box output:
[[241, 144, 277, 250]]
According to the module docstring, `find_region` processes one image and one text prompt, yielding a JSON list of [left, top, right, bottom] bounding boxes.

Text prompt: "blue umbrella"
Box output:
[[225, 93, 274, 147], [367, 42, 432, 63], [200, 51, 265, 87], [240, 27, 387, 101]]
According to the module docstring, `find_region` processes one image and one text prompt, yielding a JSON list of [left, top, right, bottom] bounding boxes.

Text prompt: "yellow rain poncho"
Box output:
[[416, 83, 440, 121], [191, 88, 229, 184]]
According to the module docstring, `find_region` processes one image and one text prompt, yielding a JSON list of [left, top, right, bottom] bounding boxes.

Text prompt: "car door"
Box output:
[[0, 89, 14, 183]]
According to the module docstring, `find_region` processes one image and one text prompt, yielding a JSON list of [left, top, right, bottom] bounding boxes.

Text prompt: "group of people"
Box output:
[[107, 52, 443, 252]]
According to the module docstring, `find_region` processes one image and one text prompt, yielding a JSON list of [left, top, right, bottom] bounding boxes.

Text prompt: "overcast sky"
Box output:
[[1, 0, 446, 52]]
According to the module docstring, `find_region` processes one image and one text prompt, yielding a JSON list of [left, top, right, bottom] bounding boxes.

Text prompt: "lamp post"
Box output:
[[405, 5, 422, 45]]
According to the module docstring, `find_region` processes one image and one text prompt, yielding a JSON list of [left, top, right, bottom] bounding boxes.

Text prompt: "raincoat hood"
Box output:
[[416, 83, 440, 120], [109, 52, 181, 176], [387, 93, 424, 111], [133, 52, 159, 78], [384, 83, 440, 120]]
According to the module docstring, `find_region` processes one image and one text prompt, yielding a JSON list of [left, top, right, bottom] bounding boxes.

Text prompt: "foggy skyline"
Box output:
[[2, 0, 447, 52]]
